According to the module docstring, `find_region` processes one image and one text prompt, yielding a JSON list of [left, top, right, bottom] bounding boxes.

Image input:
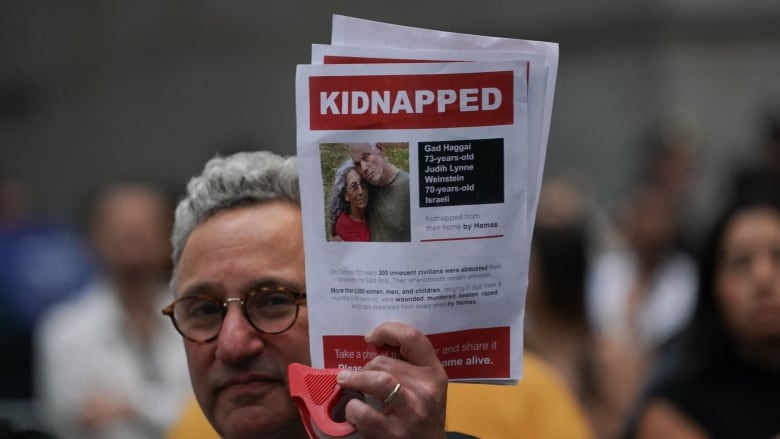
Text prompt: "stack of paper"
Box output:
[[296, 15, 558, 383]]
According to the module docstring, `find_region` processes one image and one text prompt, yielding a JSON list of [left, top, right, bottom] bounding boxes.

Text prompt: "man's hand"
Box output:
[[336, 321, 448, 439]]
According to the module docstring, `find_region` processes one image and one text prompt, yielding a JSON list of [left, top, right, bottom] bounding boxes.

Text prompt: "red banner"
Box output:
[[309, 71, 514, 130], [322, 326, 510, 379]]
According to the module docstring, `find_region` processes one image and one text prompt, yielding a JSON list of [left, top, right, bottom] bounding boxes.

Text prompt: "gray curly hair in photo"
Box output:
[[327, 159, 358, 237], [170, 151, 299, 275]]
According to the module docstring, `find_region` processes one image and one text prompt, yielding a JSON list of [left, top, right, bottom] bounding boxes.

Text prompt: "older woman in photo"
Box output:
[[328, 159, 370, 242]]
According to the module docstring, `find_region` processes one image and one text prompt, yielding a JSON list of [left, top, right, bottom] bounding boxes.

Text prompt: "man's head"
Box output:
[[348, 142, 393, 186], [171, 151, 299, 267], [168, 151, 310, 439]]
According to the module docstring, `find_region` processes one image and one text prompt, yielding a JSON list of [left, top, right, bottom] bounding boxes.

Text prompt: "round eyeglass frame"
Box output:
[[162, 286, 307, 343]]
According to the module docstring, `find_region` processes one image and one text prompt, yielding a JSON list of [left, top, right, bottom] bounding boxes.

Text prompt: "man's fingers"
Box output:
[[342, 398, 405, 439], [365, 321, 440, 367], [337, 369, 400, 404]]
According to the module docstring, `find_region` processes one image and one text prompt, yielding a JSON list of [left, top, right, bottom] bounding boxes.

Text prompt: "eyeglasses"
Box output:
[[346, 180, 368, 194], [162, 286, 307, 343]]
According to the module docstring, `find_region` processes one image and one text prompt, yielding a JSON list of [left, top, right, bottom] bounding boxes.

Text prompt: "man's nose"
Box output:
[[214, 303, 264, 364]]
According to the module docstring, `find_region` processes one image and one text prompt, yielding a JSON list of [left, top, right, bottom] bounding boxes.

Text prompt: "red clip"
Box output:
[[288, 363, 358, 439]]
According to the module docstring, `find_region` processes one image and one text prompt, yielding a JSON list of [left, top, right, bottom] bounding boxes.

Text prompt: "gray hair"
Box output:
[[171, 151, 299, 271], [327, 159, 357, 237]]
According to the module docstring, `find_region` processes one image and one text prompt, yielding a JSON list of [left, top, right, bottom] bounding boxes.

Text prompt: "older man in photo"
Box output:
[[348, 143, 411, 242]]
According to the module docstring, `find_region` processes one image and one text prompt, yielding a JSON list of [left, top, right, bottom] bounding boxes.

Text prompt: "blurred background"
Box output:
[[2, 1, 779, 222], [2, 1, 779, 437]]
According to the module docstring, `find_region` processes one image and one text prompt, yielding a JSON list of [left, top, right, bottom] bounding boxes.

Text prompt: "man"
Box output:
[[348, 143, 410, 242], [164, 151, 447, 439]]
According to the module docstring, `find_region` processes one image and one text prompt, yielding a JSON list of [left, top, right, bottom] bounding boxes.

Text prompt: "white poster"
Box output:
[[295, 17, 558, 383]]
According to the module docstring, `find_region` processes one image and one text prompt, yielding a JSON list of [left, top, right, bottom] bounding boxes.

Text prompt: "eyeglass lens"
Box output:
[[169, 288, 301, 341]]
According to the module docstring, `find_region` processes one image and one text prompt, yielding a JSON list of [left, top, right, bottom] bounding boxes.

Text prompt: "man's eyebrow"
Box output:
[[178, 278, 305, 298], [178, 282, 218, 299], [247, 279, 305, 294]]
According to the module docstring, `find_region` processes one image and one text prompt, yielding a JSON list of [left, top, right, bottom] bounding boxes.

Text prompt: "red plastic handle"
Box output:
[[288, 363, 358, 439]]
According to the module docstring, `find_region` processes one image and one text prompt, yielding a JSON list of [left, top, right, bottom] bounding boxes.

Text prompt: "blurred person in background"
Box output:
[[624, 182, 780, 438], [582, 113, 702, 439], [526, 174, 634, 438], [0, 178, 93, 425], [524, 176, 599, 402], [526, 223, 593, 399], [35, 183, 191, 439], [588, 183, 698, 350], [587, 182, 698, 438]]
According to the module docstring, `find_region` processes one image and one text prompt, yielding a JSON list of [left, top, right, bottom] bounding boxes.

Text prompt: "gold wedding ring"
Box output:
[[383, 382, 402, 405]]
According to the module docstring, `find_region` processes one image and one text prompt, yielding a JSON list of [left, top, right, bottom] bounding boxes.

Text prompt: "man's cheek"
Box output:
[[185, 347, 212, 396]]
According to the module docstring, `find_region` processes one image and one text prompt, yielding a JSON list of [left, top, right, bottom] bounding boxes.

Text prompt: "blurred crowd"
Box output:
[[0, 104, 778, 438], [0, 182, 191, 438], [525, 106, 780, 438]]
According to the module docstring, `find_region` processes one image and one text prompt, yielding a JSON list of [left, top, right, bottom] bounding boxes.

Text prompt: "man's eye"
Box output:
[[184, 300, 221, 318], [256, 293, 294, 308]]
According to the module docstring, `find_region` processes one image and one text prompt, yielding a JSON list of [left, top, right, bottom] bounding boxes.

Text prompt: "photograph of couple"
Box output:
[[322, 142, 411, 243]]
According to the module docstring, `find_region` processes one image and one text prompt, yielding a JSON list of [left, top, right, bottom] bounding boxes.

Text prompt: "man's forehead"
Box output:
[[173, 202, 305, 296]]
